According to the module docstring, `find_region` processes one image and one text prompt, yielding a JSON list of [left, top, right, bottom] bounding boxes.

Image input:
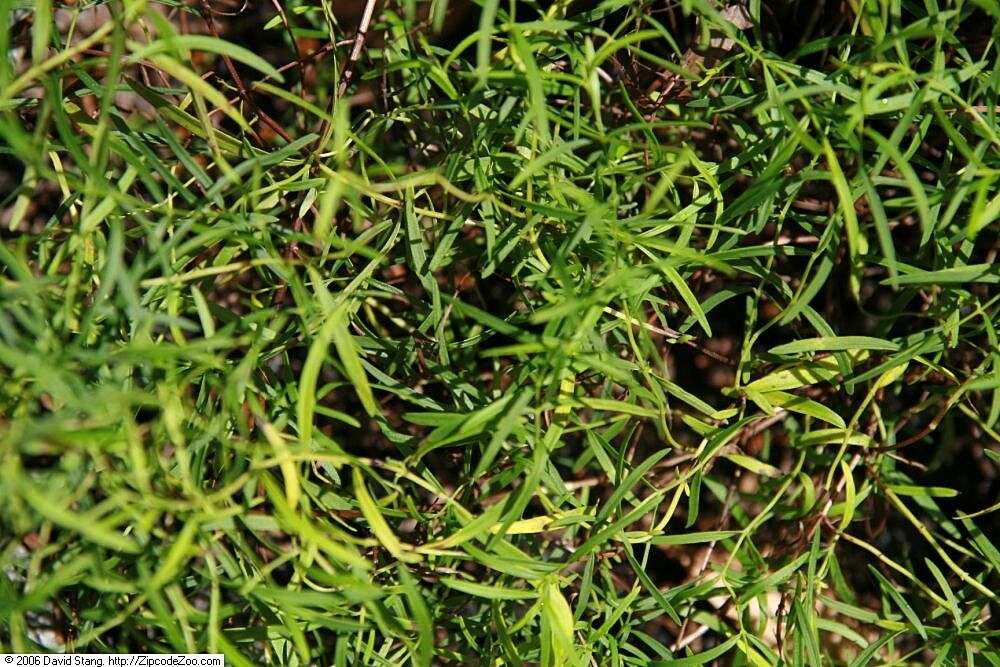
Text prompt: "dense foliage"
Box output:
[[2, 0, 1000, 663]]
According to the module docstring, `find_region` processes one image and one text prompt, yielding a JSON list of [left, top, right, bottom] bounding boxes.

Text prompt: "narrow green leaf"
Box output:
[[353, 468, 419, 563], [770, 336, 898, 355], [441, 577, 537, 600], [17, 482, 140, 554]]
